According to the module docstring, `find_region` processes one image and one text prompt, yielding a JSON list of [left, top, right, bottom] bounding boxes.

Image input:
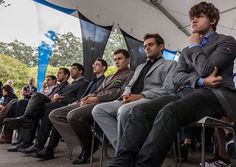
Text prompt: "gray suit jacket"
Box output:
[[88, 68, 133, 102], [174, 32, 236, 120], [122, 58, 177, 99]]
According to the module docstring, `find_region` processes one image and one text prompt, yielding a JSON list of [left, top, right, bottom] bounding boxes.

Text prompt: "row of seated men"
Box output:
[[2, 1, 236, 167]]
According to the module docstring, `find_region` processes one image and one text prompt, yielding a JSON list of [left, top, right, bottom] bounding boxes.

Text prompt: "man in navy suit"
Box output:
[[5, 64, 89, 151]]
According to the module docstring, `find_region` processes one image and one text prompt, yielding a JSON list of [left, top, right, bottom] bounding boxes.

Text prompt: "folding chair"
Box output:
[[90, 120, 109, 167], [188, 116, 236, 167]]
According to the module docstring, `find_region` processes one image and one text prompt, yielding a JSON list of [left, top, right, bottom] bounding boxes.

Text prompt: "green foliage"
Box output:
[[103, 31, 127, 66], [0, 54, 31, 97], [28, 65, 60, 83], [0, 40, 36, 67], [51, 32, 83, 66], [104, 66, 117, 77]]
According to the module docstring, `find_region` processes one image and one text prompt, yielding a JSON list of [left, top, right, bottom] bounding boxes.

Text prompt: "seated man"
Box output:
[[39, 75, 57, 96], [49, 49, 133, 164], [5, 64, 89, 151], [92, 33, 177, 151], [108, 2, 236, 167], [22, 58, 108, 158], [21, 78, 37, 100]]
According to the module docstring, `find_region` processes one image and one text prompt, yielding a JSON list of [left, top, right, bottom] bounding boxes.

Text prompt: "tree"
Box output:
[[103, 31, 127, 65], [50, 32, 83, 67], [0, 54, 31, 97], [0, 40, 37, 66]]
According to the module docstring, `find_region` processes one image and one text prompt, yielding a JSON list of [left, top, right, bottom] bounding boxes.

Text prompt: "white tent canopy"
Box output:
[[44, 0, 236, 51]]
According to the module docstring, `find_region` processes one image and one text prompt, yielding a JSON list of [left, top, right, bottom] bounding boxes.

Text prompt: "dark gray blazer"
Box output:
[[174, 32, 236, 120], [122, 58, 177, 99], [60, 77, 89, 105]]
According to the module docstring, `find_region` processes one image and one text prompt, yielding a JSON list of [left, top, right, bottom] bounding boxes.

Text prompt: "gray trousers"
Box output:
[[92, 99, 151, 151], [50, 102, 100, 150]]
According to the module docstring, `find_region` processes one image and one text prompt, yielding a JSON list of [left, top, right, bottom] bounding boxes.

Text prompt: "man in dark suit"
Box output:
[[29, 58, 107, 160], [108, 2, 236, 167], [5, 64, 89, 151], [48, 49, 133, 164]]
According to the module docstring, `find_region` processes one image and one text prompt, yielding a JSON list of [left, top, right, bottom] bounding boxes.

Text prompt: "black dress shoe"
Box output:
[[72, 137, 100, 164], [72, 150, 90, 164], [19, 145, 41, 154], [4, 116, 32, 129], [7, 142, 33, 152], [34, 147, 54, 160]]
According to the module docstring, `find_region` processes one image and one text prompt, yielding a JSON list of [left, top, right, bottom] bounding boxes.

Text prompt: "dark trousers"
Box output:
[[35, 101, 65, 148], [111, 89, 224, 167], [135, 89, 224, 167], [23, 93, 51, 118]]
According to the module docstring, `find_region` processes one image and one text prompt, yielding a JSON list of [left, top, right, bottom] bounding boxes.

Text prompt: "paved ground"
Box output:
[[0, 142, 235, 167]]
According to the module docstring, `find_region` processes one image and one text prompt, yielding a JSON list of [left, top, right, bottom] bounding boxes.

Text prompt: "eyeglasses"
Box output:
[[93, 63, 102, 67]]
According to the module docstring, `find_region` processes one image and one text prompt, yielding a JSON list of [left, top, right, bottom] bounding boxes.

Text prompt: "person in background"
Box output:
[[0, 84, 18, 144], [21, 78, 37, 100]]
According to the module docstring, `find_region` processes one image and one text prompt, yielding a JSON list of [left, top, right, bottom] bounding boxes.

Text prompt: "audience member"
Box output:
[[21, 78, 37, 100]]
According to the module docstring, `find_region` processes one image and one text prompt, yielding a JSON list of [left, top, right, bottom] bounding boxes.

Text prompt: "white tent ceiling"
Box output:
[[45, 0, 236, 51]]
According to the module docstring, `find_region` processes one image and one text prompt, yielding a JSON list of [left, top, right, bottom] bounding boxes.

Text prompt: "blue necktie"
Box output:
[[200, 37, 208, 48]]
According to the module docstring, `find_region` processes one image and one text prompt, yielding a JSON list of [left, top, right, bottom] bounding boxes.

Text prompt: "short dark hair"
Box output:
[[114, 49, 130, 59], [144, 33, 165, 53], [46, 75, 57, 82], [96, 58, 108, 71], [71, 63, 85, 76], [59, 67, 70, 79], [189, 2, 220, 31], [1, 84, 14, 94]]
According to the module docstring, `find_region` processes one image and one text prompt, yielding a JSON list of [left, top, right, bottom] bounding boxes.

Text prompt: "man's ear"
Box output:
[[210, 19, 216, 25], [159, 44, 164, 51]]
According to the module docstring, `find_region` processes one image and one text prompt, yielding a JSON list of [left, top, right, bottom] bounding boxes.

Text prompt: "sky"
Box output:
[[0, 0, 81, 46]]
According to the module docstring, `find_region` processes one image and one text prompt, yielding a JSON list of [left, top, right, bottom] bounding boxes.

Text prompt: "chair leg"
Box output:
[[201, 124, 206, 167], [231, 127, 236, 157], [90, 121, 96, 167], [177, 132, 182, 167], [172, 143, 178, 167], [99, 133, 105, 167]]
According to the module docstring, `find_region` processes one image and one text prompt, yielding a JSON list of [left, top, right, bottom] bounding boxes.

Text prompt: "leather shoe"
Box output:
[[4, 116, 32, 129], [19, 145, 41, 154], [72, 137, 100, 164], [34, 147, 54, 160], [7, 142, 33, 152]]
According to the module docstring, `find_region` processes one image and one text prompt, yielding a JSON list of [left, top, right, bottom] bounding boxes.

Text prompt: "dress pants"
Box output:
[[35, 101, 66, 149], [67, 103, 99, 149], [49, 103, 81, 151], [92, 99, 151, 150]]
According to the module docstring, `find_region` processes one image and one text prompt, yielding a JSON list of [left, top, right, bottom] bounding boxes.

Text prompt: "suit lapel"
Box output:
[[145, 58, 164, 77]]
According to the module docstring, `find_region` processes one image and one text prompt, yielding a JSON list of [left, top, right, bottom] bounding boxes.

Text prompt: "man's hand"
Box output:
[[80, 96, 98, 106], [188, 33, 202, 45], [204, 67, 222, 88], [51, 94, 64, 102], [122, 94, 144, 104]]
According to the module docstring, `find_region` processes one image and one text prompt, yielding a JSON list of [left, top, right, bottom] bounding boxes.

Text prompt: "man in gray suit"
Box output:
[[49, 49, 133, 164], [108, 2, 236, 167], [92, 33, 177, 151]]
